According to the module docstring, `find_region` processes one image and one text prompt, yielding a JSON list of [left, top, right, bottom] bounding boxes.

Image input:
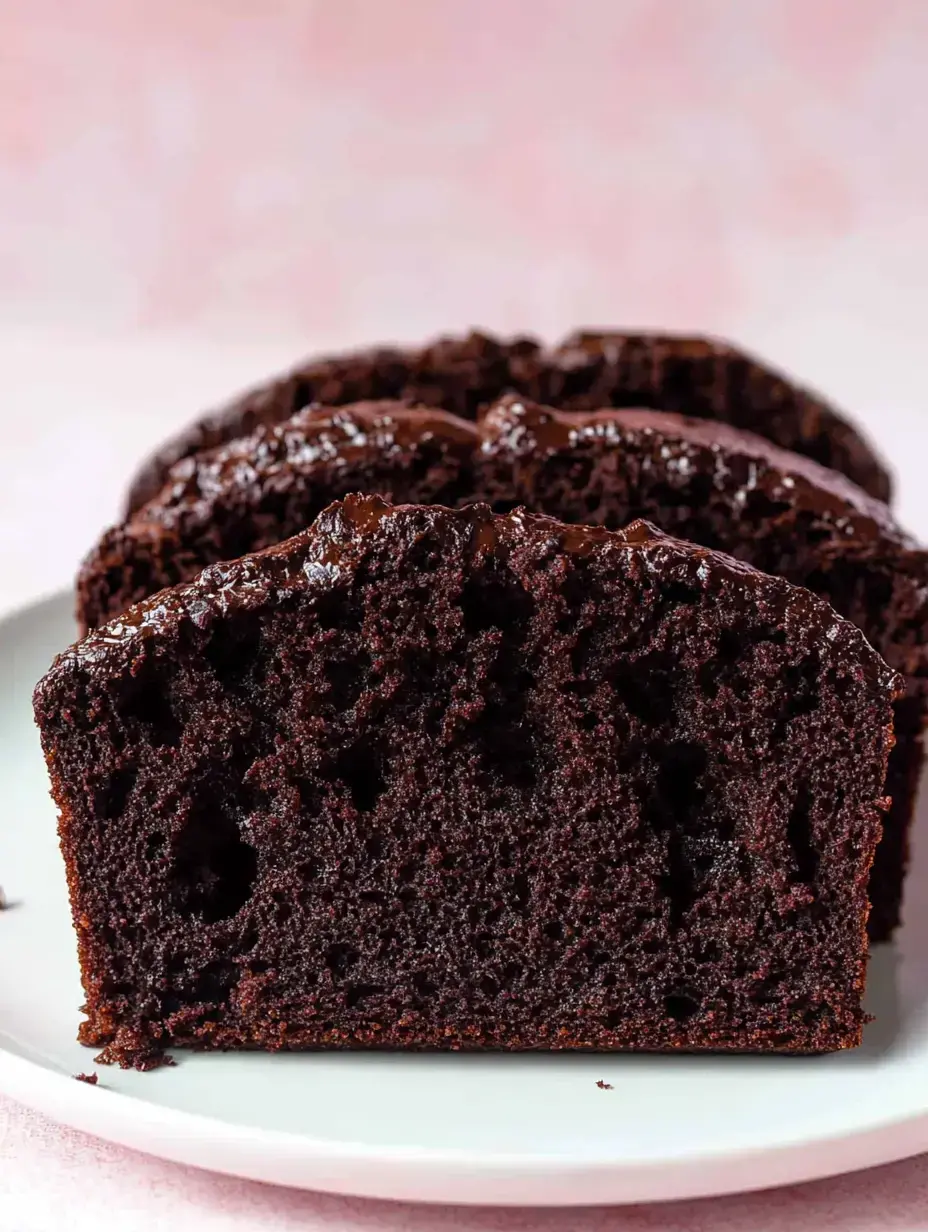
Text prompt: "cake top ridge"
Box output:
[[125, 327, 892, 510], [126, 393, 911, 555], [48, 496, 903, 704]]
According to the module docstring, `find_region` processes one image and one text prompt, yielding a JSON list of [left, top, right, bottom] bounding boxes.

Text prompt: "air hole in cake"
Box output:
[[717, 627, 742, 663], [405, 531, 449, 572], [782, 675, 819, 721], [664, 580, 700, 607], [474, 932, 494, 958], [345, 982, 383, 1008], [412, 971, 437, 998], [664, 991, 700, 1021], [651, 742, 708, 827], [461, 569, 534, 636], [564, 457, 594, 492], [542, 919, 564, 941], [695, 938, 721, 963], [590, 861, 610, 888], [662, 834, 696, 929], [332, 738, 386, 814], [743, 491, 793, 523], [314, 588, 362, 632], [119, 673, 182, 747], [325, 942, 359, 976], [190, 959, 237, 1005], [648, 743, 709, 926], [479, 700, 538, 790], [323, 655, 372, 711], [612, 653, 678, 726], [698, 627, 746, 699], [772, 665, 820, 743], [171, 800, 257, 923], [363, 835, 384, 862], [144, 830, 165, 861], [359, 889, 386, 906], [787, 784, 819, 885], [649, 474, 714, 511], [96, 765, 137, 820], [204, 612, 262, 690], [510, 872, 532, 912], [272, 891, 293, 924]]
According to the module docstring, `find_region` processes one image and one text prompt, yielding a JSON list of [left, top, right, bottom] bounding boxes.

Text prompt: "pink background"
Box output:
[[4, 0, 928, 352], [4, 1, 928, 1227]]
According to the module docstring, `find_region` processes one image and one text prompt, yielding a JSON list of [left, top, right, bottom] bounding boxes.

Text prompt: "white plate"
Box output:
[[2, 593, 928, 1207]]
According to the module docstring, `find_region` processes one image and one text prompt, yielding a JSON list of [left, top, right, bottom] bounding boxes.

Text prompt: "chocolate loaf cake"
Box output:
[[126, 329, 890, 511], [37, 498, 900, 1063], [78, 397, 927, 938]]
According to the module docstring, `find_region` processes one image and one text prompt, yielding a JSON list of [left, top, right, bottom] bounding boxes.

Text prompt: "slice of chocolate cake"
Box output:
[[78, 396, 926, 938], [37, 498, 900, 1063], [479, 398, 927, 941], [125, 329, 890, 512]]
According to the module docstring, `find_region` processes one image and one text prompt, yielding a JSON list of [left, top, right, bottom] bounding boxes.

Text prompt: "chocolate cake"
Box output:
[[78, 397, 927, 938], [125, 329, 890, 511], [37, 498, 900, 1061]]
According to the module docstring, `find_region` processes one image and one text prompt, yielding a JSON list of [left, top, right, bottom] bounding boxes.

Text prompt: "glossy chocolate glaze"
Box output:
[[125, 328, 892, 510], [479, 397, 909, 547], [62, 495, 900, 699]]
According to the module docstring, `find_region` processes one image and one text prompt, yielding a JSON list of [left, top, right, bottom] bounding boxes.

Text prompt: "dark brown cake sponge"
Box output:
[[38, 498, 900, 1063], [78, 396, 925, 939], [125, 329, 890, 512], [479, 398, 928, 942]]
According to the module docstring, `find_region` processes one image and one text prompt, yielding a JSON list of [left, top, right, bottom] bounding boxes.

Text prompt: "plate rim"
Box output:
[[2, 1040, 928, 1206]]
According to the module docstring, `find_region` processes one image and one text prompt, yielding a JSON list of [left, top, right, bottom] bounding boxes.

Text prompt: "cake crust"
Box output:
[[126, 329, 891, 511]]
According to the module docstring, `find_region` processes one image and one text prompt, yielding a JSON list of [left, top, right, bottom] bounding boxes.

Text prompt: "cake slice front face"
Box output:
[[37, 498, 900, 1065]]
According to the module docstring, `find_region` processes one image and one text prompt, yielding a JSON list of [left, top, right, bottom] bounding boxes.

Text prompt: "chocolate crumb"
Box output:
[[596, 1080, 614, 1090], [94, 1041, 176, 1072], [74, 1072, 98, 1085]]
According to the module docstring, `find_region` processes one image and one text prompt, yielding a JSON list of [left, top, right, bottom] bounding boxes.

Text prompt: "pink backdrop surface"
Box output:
[[3, 0, 928, 351], [3, 2, 928, 1228]]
